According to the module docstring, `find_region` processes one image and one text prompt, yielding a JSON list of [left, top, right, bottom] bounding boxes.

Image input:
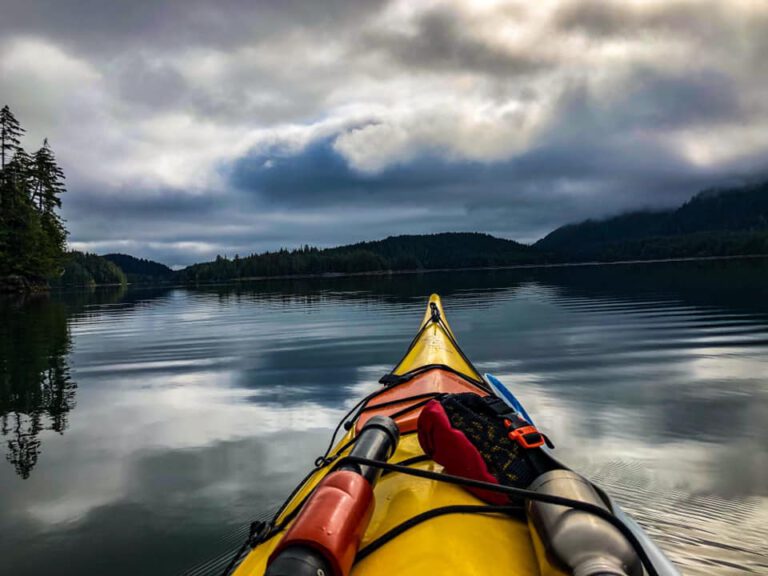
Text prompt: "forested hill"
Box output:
[[103, 253, 174, 283], [53, 252, 126, 288], [176, 232, 538, 283], [535, 181, 768, 261], [169, 179, 768, 284], [324, 233, 534, 269]]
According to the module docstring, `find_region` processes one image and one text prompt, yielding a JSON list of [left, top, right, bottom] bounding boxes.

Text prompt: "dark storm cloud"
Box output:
[[64, 186, 220, 221], [110, 56, 190, 112], [2, 1, 386, 124], [225, 130, 718, 250], [553, 0, 768, 76], [2, 0, 768, 265], [554, 0, 757, 41], [230, 135, 479, 205], [226, 44, 768, 236], [364, 5, 549, 77], [229, 72, 746, 217], [599, 69, 748, 129], [554, 1, 708, 37], [1, 0, 386, 55]]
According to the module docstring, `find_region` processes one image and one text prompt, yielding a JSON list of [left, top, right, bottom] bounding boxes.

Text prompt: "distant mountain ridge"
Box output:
[[85, 180, 768, 285], [535, 181, 768, 260], [325, 232, 535, 269], [175, 232, 538, 283]]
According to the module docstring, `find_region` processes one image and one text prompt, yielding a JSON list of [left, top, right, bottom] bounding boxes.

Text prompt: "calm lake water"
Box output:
[[2, 261, 767, 575]]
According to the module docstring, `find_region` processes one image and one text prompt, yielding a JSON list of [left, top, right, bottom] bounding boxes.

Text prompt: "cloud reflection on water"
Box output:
[[1, 261, 767, 575]]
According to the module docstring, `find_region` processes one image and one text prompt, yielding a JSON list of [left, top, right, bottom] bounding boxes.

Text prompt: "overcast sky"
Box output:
[[2, 0, 767, 266]]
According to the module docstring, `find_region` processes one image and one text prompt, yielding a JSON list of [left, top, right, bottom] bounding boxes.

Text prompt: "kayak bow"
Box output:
[[229, 294, 679, 576], [392, 294, 483, 382]]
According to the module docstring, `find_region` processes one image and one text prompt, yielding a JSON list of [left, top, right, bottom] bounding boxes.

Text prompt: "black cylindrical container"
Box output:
[[338, 415, 400, 483]]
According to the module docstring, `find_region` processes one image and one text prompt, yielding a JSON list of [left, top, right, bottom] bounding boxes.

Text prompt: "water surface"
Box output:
[[1, 261, 767, 575]]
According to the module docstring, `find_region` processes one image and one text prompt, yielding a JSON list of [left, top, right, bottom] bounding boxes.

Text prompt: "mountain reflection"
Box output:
[[0, 295, 75, 478]]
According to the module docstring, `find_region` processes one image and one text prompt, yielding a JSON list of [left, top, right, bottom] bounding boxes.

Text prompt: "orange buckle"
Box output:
[[507, 425, 545, 449]]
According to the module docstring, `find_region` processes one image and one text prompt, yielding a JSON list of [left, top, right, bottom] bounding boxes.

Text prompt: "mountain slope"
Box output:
[[103, 253, 174, 283], [325, 232, 535, 269], [101, 181, 768, 285], [536, 181, 768, 260], [176, 232, 539, 282]]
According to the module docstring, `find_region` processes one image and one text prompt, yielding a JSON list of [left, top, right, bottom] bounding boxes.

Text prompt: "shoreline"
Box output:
[[178, 252, 768, 287], [0, 275, 50, 294], [17, 252, 768, 294]]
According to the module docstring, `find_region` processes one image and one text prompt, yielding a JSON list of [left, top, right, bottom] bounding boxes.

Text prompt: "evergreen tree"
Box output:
[[0, 149, 37, 275], [31, 139, 65, 213], [55, 251, 126, 286], [0, 106, 25, 221], [0, 105, 24, 172], [31, 140, 67, 276], [3, 148, 33, 209], [0, 105, 68, 283]]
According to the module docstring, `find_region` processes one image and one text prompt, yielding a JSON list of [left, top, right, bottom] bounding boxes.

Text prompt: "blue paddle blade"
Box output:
[[485, 373, 535, 425]]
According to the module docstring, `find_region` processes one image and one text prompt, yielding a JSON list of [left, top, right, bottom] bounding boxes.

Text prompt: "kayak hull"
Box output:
[[231, 294, 676, 576]]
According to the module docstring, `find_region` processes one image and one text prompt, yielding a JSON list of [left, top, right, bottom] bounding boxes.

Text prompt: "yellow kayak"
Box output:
[[228, 295, 679, 576]]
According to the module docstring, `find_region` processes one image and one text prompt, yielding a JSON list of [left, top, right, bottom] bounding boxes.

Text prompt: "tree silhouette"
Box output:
[[2, 412, 43, 480], [0, 106, 68, 281], [0, 297, 76, 478], [31, 139, 65, 213], [0, 105, 24, 172]]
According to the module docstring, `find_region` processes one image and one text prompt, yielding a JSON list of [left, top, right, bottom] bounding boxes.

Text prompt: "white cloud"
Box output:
[[1, 0, 767, 263]]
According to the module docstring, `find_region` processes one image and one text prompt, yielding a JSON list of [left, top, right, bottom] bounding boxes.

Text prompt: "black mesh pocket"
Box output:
[[441, 393, 539, 489]]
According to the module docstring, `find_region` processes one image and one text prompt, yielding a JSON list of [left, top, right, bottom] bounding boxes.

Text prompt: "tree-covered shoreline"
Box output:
[[175, 232, 538, 283], [174, 182, 768, 284], [0, 105, 67, 290], [0, 105, 127, 292]]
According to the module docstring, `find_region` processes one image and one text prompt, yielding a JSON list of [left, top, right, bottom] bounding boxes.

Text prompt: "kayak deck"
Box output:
[[232, 294, 551, 576]]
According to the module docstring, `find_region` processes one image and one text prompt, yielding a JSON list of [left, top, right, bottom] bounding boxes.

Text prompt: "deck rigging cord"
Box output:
[[334, 455, 661, 576]]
